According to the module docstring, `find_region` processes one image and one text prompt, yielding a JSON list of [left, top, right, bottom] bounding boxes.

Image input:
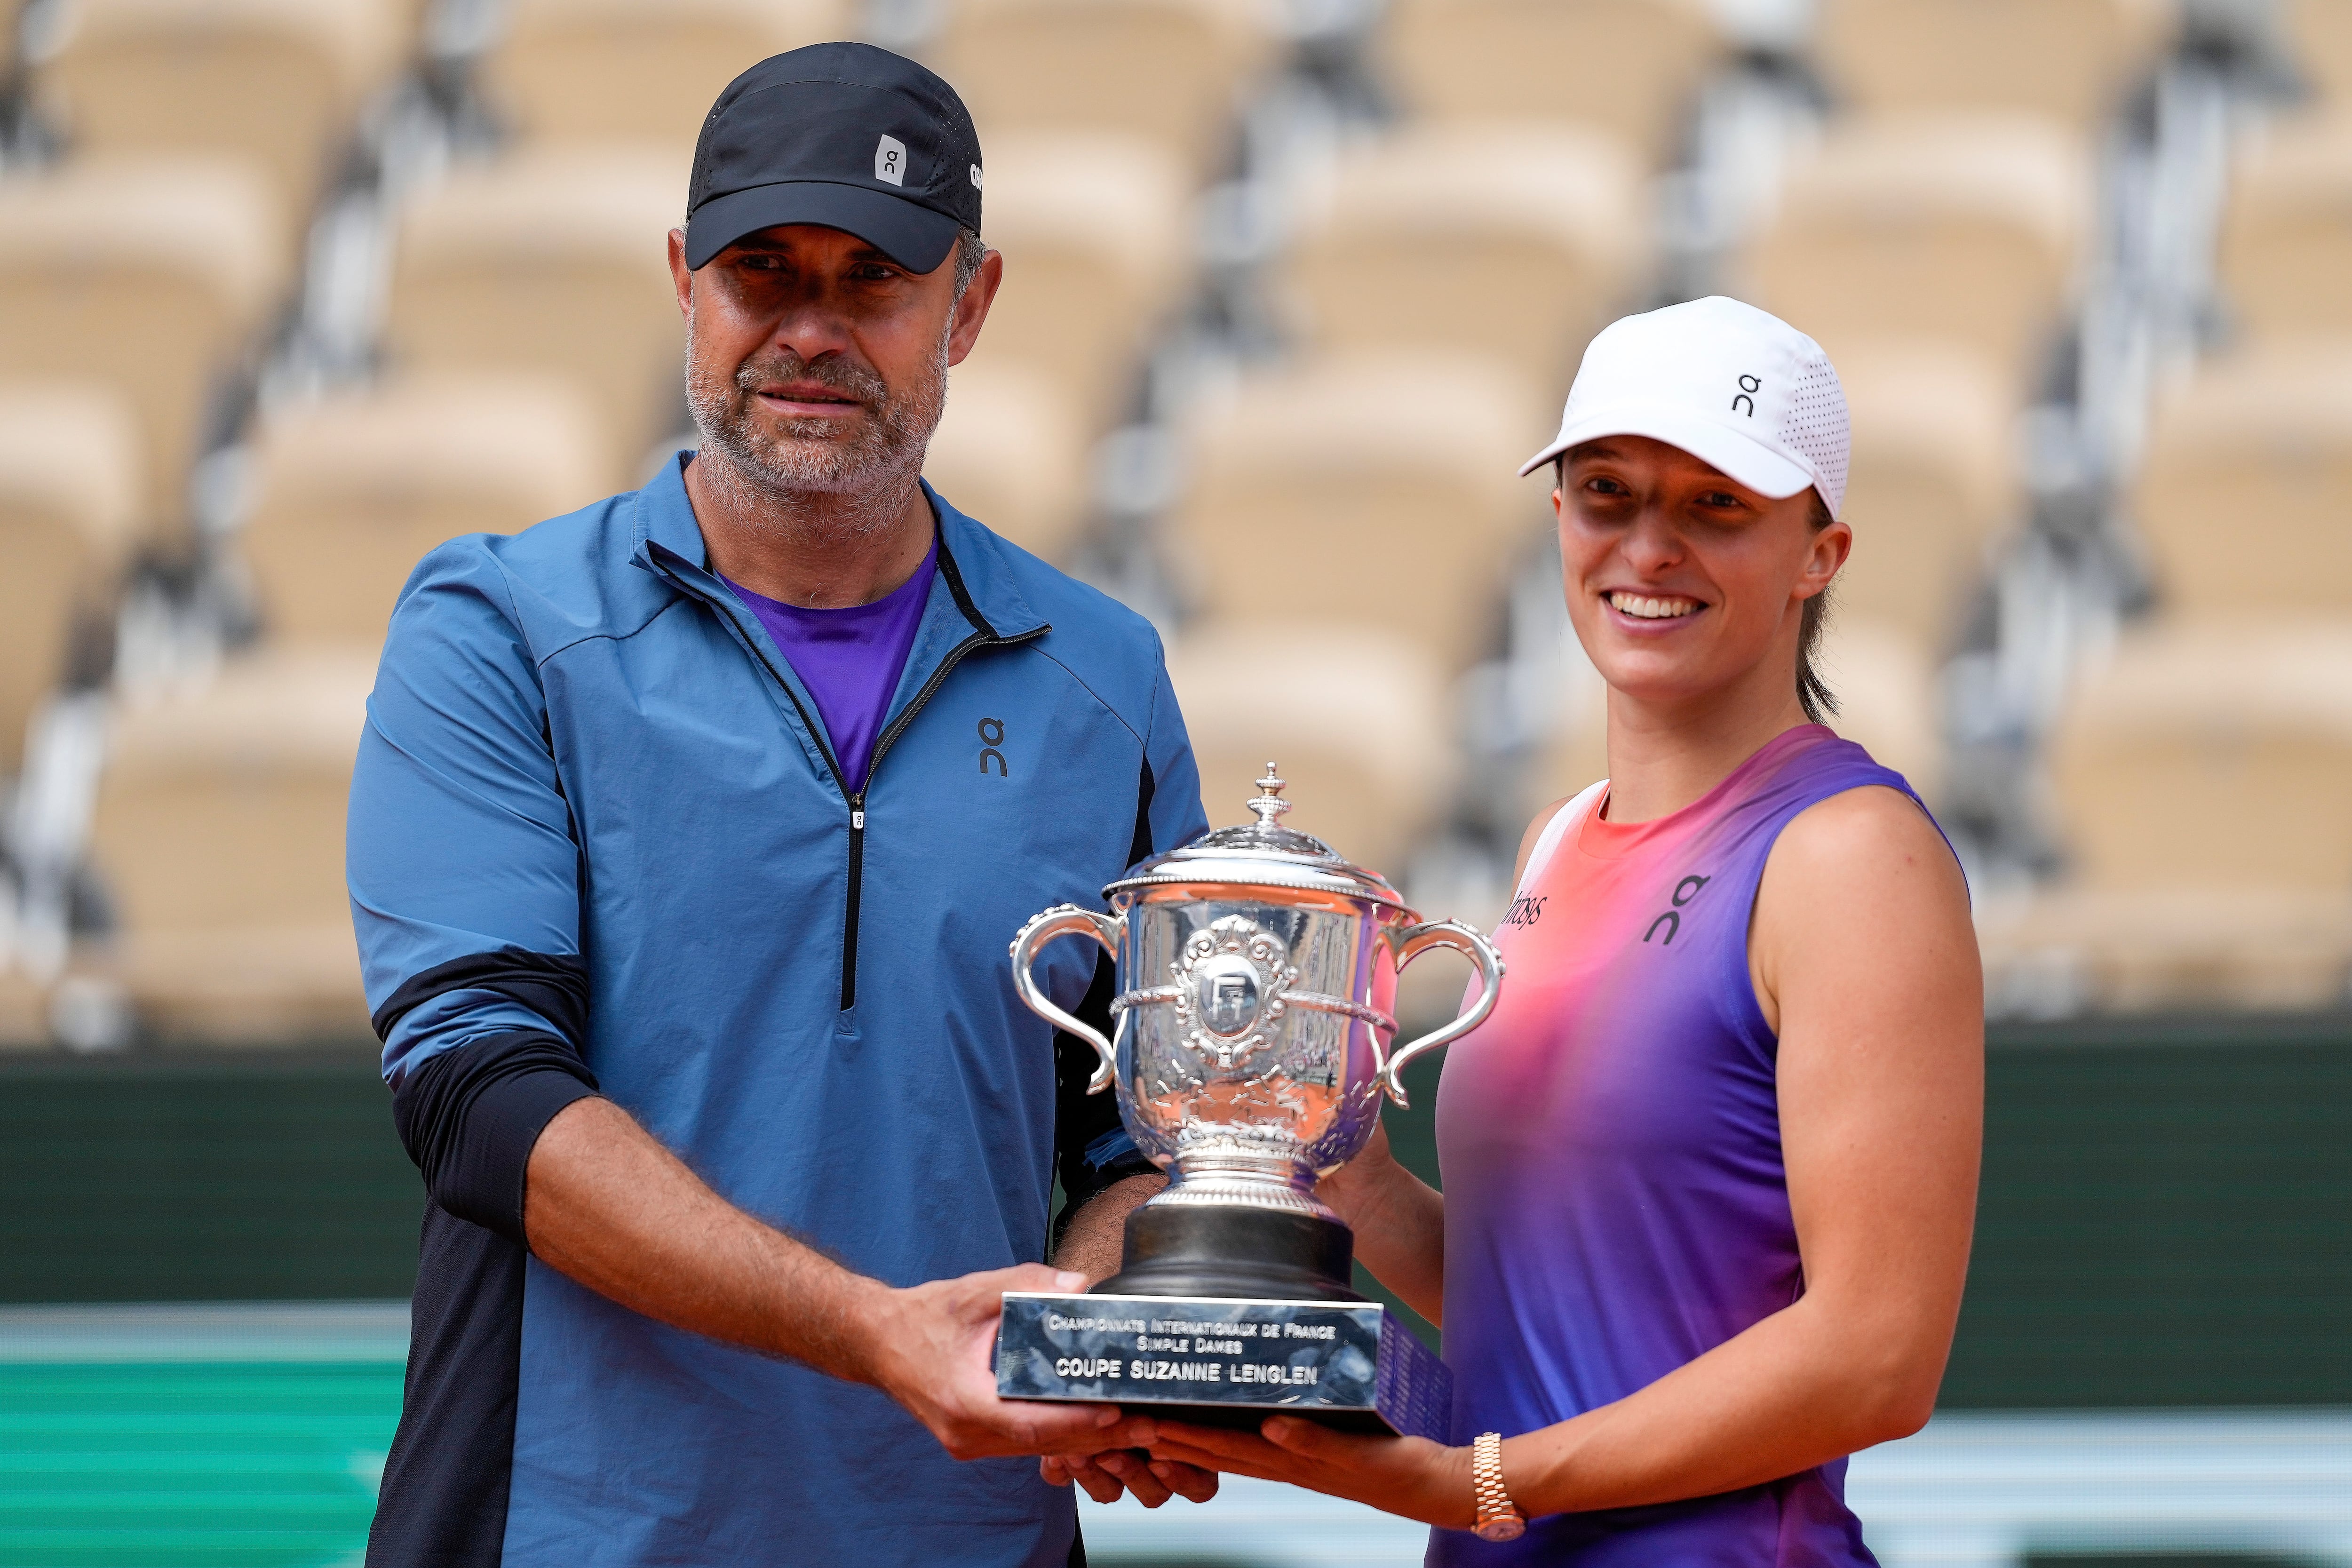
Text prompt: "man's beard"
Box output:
[[686, 330, 948, 517]]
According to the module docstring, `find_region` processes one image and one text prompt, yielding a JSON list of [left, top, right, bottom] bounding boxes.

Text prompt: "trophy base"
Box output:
[[994, 1290, 1452, 1442], [995, 1202, 1452, 1441], [1095, 1202, 1362, 1303]]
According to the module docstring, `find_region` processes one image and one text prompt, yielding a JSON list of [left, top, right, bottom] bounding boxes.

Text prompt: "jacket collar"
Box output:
[[631, 452, 1047, 644]]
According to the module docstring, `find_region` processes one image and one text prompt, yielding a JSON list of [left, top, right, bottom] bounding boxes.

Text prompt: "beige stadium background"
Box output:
[[0, 1, 2350, 1563], [8, 0, 2352, 1048]]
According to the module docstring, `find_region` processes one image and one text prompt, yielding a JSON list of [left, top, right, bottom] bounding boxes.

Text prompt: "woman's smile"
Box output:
[[1601, 589, 1708, 626]]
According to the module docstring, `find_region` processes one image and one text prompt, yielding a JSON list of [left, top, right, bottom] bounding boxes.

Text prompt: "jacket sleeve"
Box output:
[[349, 541, 600, 1248], [1048, 629, 1211, 1245]]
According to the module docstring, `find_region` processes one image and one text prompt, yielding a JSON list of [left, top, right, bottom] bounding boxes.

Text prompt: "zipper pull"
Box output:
[[851, 808, 865, 830]]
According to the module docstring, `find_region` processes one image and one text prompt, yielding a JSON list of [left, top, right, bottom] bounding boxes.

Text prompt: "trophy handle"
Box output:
[[1378, 919, 1506, 1108], [1009, 903, 1126, 1091]]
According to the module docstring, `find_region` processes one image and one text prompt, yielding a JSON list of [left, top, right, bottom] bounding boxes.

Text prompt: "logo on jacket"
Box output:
[[1641, 875, 1710, 947], [978, 716, 1009, 777]]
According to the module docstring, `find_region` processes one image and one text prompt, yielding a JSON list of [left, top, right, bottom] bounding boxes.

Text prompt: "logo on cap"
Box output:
[[875, 135, 907, 186], [969, 163, 983, 189]]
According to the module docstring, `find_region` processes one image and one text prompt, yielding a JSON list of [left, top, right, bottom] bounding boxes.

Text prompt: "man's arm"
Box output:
[[1050, 1171, 1162, 1283], [523, 1098, 1140, 1459]]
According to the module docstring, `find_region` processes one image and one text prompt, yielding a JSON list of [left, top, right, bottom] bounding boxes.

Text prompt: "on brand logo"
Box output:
[[1641, 874, 1711, 946], [875, 135, 907, 185], [969, 163, 983, 188], [1731, 374, 1762, 418], [978, 716, 1008, 777]]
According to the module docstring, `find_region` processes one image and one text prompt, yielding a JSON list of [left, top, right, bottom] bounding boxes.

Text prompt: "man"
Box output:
[[351, 43, 1211, 1568]]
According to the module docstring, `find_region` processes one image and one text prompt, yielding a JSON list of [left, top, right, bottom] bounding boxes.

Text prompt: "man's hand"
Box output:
[[862, 1264, 1157, 1462], [1034, 1173, 1217, 1506]]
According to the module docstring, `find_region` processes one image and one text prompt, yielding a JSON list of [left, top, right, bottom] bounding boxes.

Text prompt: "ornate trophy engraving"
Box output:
[[995, 766, 1505, 1440]]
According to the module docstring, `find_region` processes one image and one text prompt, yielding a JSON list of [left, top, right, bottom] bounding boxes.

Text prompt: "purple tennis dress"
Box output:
[[1429, 725, 1941, 1566]]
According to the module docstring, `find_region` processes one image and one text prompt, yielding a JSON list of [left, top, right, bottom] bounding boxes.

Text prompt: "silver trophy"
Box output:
[[994, 765, 1504, 1439]]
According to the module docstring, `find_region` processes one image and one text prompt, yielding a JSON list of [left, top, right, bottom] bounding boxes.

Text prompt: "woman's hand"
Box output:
[[1040, 1449, 1219, 1508], [1140, 1417, 1476, 1529]]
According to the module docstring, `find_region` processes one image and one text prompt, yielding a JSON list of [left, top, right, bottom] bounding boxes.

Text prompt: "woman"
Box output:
[[1143, 297, 1983, 1564]]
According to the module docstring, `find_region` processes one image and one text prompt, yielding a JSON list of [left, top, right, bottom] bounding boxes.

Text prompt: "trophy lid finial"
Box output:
[[1247, 763, 1290, 826]]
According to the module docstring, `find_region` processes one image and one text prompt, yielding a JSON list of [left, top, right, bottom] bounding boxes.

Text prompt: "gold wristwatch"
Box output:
[[1471, 1431, 1526, 1542]]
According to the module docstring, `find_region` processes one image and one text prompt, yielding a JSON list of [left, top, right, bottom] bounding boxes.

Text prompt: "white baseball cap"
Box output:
[[1519, 295, 1851, 520]]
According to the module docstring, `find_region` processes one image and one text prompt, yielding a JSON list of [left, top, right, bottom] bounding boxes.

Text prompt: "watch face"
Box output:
[[1475, 1517, 1527, 1543]]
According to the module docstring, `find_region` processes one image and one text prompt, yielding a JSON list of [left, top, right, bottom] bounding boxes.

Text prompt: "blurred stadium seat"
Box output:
[[88, 650, 375, 1043], [968, 132, 1189, 427], [38, 0, 405, 215], [1830, 342, 2018, 645], [933, 0, 1273, 176], [1169, 352, 1545, 670], [1280, 122, 1644, 388], [2219, 116, 2352, 342], [384, 148, 683, 468], [1815, 0, 2169, 128], [0, 968, 46, 1045], [1742, 114, 2090, 380], [2050, 620, 2352, 891], [1377, 0, 1719, 166], [0, 157, 286, 525], [1975, 883, 2352, 1011], [1813, 617, 1943, 794], [479, 0, 849, 156], [1994, 619, 2352, 1010], [2133, 348, 2352, 617], [241, 375, 605, 647], [2285, 0, 2352, 105], [923, 360, 1089, 563], [1167, 621, 1452, 875], [0, 384, 137, 775]]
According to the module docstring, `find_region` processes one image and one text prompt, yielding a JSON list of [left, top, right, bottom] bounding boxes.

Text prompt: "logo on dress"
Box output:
[[875, 135, 907, 185], [1641, 875, 1711, 946], [1500, 893, 1546, 929]]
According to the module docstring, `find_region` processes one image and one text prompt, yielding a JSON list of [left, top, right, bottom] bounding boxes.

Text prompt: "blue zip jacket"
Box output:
[[349, 454, 1207, 1568]]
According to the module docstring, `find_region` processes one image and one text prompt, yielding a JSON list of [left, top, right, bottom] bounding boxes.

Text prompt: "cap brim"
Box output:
[[684, 180, 961, 272], [1518, 402, 1816, 503]]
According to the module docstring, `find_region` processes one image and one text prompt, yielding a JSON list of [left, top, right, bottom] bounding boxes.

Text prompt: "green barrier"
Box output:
[[1, 1018, 2348, 1407], [0, 1050, 421, 1305]]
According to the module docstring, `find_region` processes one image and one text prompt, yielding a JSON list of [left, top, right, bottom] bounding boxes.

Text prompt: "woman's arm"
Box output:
[[1314, 792, 1585, 1322], [1316, 1122, 1446, 1320], [1146, 786, 1982, 1525]]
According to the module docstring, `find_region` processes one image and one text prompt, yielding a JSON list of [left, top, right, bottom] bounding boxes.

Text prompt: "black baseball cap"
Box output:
[[683, 42, 983, 275]]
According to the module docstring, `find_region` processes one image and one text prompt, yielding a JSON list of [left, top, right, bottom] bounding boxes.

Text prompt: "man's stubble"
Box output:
[[684, 312, 951, 541]]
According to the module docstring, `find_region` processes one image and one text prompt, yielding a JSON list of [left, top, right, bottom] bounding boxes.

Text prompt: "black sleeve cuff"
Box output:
[[1051, 948, 1163, 1248], [392, 1031, 601, 1248]]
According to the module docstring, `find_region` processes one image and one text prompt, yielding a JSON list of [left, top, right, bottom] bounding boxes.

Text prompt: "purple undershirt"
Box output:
[[722, 537, 938, 796]]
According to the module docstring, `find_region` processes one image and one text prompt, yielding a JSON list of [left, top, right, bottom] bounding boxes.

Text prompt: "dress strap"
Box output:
[[1515, 780, 1608, 897]]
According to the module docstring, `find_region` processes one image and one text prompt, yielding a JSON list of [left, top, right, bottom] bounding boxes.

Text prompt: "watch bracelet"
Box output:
[[1471, 1430, 1525, 1538]]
